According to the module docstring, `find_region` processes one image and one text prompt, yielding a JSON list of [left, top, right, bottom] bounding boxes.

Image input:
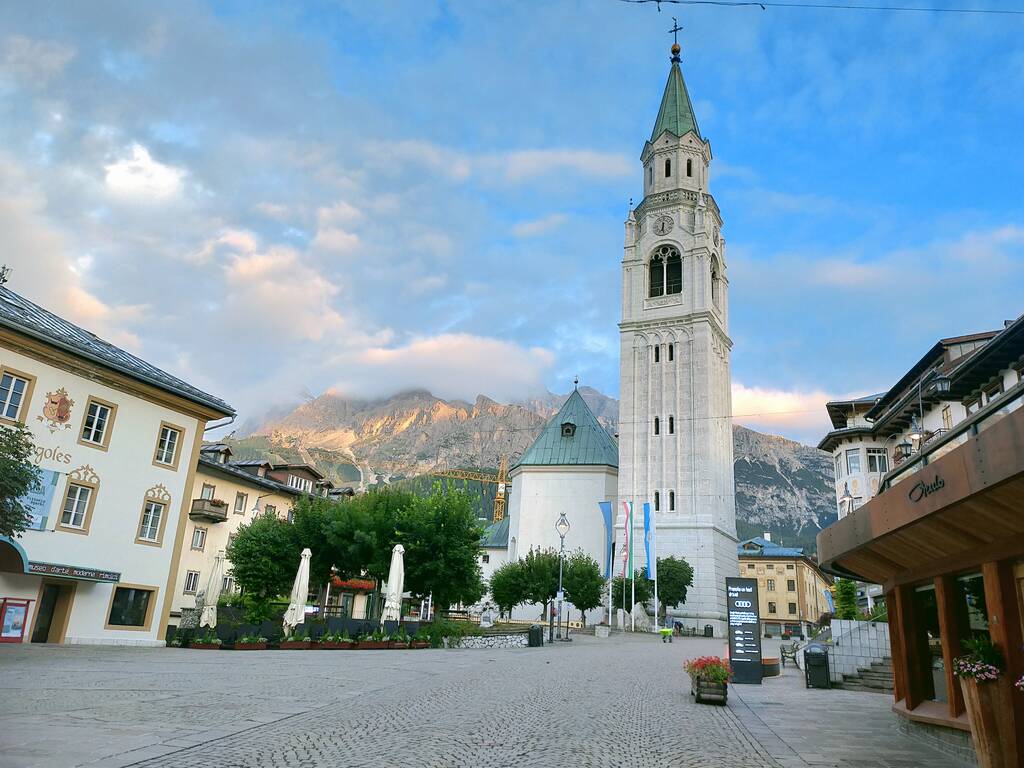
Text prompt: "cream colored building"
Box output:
[[167, 444, 301, 625], [0, 286, 232, 646], [737, 536, 832, 638]]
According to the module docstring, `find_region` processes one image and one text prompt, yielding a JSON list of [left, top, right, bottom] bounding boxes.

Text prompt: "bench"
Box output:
[[780, 641, 799, 668]]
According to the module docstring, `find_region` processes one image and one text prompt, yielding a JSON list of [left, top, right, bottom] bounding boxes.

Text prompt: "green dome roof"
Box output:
[[515, 389, 618, 469]]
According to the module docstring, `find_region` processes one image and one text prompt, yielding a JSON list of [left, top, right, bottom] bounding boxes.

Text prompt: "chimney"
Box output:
[[763, 532, 772, 543]]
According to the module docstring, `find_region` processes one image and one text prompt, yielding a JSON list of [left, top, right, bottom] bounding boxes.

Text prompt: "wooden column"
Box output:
[[934, 575, 965, 718], [887, 589, 905, 703], [981, 561, 1023, 763], [891, 585, 920, 708]]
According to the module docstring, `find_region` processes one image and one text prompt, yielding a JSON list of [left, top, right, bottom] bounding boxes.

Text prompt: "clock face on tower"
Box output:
[[653, 215, 673, 236]]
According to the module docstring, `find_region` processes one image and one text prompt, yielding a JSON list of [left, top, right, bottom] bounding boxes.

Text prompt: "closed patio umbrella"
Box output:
[[283, 548, 312, 637], [199, 551, 225, 629], [380, 544, 405, 624]]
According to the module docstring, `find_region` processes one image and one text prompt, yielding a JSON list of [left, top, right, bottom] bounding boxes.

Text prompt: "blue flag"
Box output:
[[643, 501, 659, 581], [598, 501, 613, 579]]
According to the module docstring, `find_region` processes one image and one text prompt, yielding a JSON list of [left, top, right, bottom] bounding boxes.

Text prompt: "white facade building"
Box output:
[[616, 44, 739, 635], [0, 286, 233, 646]]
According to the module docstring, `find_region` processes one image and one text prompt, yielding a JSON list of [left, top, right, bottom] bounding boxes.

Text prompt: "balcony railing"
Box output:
[[880, 381, 1024, 494], [189, 498, 228, 523]]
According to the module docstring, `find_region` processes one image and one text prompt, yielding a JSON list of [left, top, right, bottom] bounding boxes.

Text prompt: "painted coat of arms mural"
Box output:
[[38, 388, 74, 433]]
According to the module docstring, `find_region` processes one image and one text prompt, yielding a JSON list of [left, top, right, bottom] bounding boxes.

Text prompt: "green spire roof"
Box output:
[[650, 59, 700, 142], [481, 515, 509, 548], [516, 389, 618, 469]]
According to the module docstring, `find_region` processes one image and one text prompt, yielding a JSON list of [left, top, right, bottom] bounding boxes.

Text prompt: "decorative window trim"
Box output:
[[183, 570, 200, 595], [77, 395, 118, 452], [134, 484, 172, 547], [55, 466, 100, 536], [152, 421, 186, 471], [233, 491, 248, 515], [103, 583, 159, 632], [191, 526, 207, 551], [0, 366, 37, 426]]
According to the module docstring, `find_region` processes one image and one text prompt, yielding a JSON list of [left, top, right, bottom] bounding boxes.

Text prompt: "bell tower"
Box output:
[[617, 39, 739, 635]]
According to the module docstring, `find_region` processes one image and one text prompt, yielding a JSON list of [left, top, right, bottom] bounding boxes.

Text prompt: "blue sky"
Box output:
[[2, 1, 1023, 444]]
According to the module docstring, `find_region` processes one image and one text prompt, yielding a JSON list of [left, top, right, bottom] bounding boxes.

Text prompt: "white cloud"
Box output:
[[316, 200, 363, 226], [731, 381, 843, 444], [2, 36, 75, 85], [512, 213, 567, 238], [104, 143, 186, 202], [312, 226, 360, 254]]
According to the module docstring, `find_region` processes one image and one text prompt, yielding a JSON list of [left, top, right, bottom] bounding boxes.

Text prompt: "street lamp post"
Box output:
[[554, 512, 570, 641]]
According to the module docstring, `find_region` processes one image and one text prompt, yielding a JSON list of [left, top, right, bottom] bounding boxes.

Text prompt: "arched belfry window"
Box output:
[[654, 491, 661, 511], [649, 245, 682, 298], [668, 416, 675, 434], [686, 158, 693, 177], [664, 158, 671, 177], [668, 344, 674, 362], [647, 165, 652, 187], [669, 491, 676, 511], [654, 417, 660, 436], [711, 256, 721, 307], [653, 346, 660, 363]]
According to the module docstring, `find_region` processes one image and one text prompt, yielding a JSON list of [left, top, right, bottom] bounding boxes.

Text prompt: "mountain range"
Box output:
[[225, 387, 837, 553]]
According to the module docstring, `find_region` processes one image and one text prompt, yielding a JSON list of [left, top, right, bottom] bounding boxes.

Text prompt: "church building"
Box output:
[[616, 41, 739, 635]]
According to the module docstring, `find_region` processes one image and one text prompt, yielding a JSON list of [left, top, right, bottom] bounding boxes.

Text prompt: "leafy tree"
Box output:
[[561, 550, 604, 627], [519, 547, 561, 617], [323, 488, 411, 581], [656, 556, 693, 616], [398, 486, 485, 609], [833, 578, 859, 620], [489, 560, 526, 615], [612, 570, 654, 609], [227, 512, 303, 600], [0, 423, 40, 538], [288, 496, 337, 587]]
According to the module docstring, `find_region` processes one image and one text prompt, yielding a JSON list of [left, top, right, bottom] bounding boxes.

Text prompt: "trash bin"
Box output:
[[528, 624, 544, 647], [804, 643, 831, 689], [703, 624, 714, 638]]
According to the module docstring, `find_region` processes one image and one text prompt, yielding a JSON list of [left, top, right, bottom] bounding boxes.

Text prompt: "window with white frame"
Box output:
[[154, 425, 181, 465], [60, 484, 91, 529], [221, 576, 234, 594], [80, 400, 113, 446], [983, 380, 1003, 404], [0, 371, 31, 421], [966, 398, 982, 415], [287, 475, 313, 493], [191, 527, 207, 551], [201, 484, 215, 500], [233, 492, 247, 514], [138, 500, 164, 542], [183, 570, 200, 594], [845, 448, 861, 474], [866, 447, 888, 474]]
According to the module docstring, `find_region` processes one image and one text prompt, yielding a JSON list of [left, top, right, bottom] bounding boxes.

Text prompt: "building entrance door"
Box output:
[[30, 582, 74, 643]]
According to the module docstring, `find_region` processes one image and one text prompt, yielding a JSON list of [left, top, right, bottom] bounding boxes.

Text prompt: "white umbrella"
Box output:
[[380, 544, 405, 624], [282, 548, 312, 637], [199, 551, 225, 629]]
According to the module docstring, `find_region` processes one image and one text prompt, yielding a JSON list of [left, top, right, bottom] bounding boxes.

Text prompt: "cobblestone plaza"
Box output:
[[0, 635, 966, 768]]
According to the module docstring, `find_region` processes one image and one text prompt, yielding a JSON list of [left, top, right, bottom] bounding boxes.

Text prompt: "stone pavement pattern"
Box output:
[[0, 635, 968, 768]]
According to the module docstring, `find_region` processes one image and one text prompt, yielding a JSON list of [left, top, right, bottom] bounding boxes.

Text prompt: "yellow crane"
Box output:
[[432, 455, 510, 522]]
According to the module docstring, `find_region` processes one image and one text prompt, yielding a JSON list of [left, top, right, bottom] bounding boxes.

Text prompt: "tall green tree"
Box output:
[[656, 556, 693, 617], [561, 550, 604, 627], [519, 548, 561, 616], [0, 423, 40, 538], [833, 578, 859, 620], [227, 512, 303, 599], [489, 560, 525, 616], [612, 570, 654, 609], [398, 486, 485, 609], [288, 496, 337, 586], [322, 488, 412, 580]]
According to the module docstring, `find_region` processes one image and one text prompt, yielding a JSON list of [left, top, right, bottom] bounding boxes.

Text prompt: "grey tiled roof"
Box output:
[[515, 389, 618, 468], [197, 457, 302, 496], [0, 286, 232, 416]]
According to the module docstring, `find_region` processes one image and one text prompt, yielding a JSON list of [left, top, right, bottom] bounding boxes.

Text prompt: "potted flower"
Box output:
[[189, 631, 221, 650], [319, 631, 355, 649], [1016, 675, 1024, 693], [410, 630, 430, 649], [389, 628, 410, 649], [954, 637, 1015, 768], [280, 633, 313, 650], [356, 630, 389, 650], [235, 633, 269, 650], [685, 656, 731, 705]]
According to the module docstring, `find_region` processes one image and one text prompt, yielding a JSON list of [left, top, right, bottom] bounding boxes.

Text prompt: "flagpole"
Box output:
[[629, 502, 635, 632]]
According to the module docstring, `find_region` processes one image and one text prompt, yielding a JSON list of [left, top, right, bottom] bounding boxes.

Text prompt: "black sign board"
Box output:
[[726, 577, 763, 685], [29, 561, 120, 583]]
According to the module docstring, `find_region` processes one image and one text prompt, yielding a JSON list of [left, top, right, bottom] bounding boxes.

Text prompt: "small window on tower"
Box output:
[[668, 416, 674, 434], [654, 491, 660, 511], [654, 417, 660, 436], [668, 344, 674, 362], [654, 346, 660, 363], [664, 158, 671, 177], [669, 491, 675, 511], [648, 166, 652, 186], [686, 158, 693, 177]]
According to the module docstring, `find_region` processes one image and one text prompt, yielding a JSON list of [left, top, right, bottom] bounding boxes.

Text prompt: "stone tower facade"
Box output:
[[616, 44, 739, 635]]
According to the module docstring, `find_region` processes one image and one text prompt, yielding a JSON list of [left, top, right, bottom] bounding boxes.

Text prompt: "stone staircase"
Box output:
[[839, 658, 894, 694]]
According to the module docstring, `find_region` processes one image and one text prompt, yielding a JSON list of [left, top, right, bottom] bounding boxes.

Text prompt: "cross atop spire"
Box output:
[[669, 17, 683, 62]]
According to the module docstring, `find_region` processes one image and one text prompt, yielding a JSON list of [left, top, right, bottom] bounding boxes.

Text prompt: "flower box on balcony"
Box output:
[[189, 498, 229, 523]]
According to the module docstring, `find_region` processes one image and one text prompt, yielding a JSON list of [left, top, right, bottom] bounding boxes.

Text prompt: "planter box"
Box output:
[[960, 677, 1019, 768], [389, 641, 410, 649], [690, 676, 728, 705], [355, 641, 389, 650], [318, 641, 355, 650], [595, 625, 611, 639], [234, 642, 268, 651], [410, 641, 430, 649], [189, 643, 221, 650], [279, 641, 312, 650]]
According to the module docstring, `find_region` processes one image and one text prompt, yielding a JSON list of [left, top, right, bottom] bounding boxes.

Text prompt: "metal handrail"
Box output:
[[831, 611, 888, 648]]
